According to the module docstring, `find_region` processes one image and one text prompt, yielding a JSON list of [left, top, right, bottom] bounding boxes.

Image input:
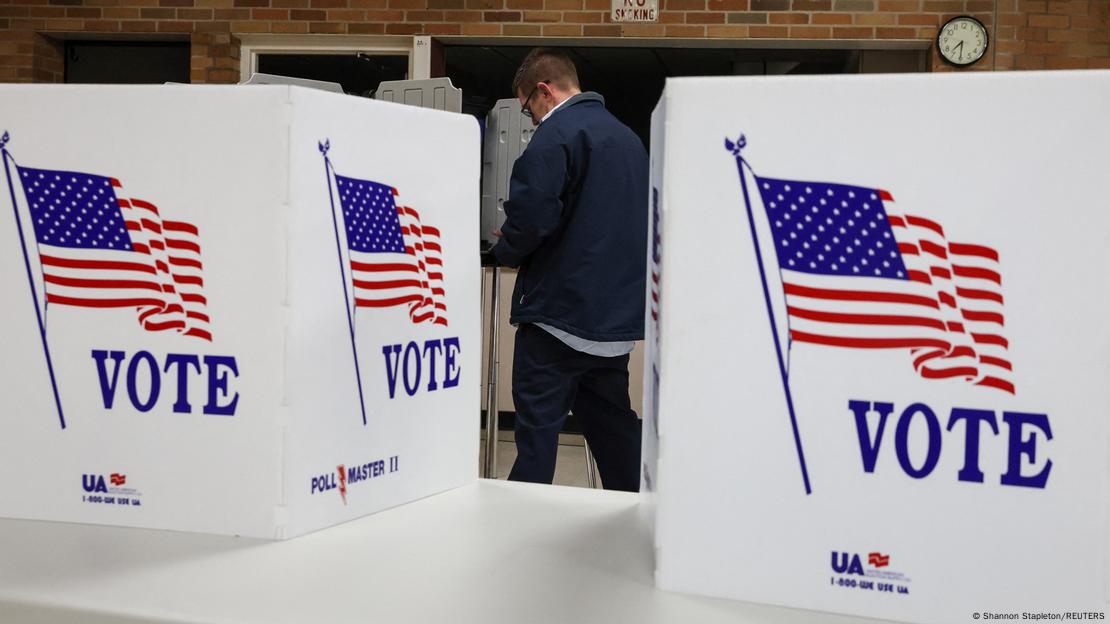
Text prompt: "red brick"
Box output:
[[1025, 40, 1066, 54], [706, 24, 748, 36], [483, 9, 520, 19], [582, 23, 619, 33], [664, 24, 703, 34], [160, 0, 195, 5], [832, 25, 872, 37], [233, 0, 268, 5], [791, 25, 830, 36], [230, 18, 268, 28], [792, 0, 830, 9], [921, 0, 960, 10], [213, 8, 250, 17], [897, 13, 937, 25], [522, 9, 560, 20], [664, 0, 704, 8], [309, 19, 346, 30], [253, 7, 289, 16], [445, 9, 483, 20], [424, 21, 462, 31], [621, 22, 666, 35], [875, 25, 916, 37], [365, 9, 405, 18], [1047, 0, 1087, 15], [727, 11, 766, 22], [1027, 13, 1068, 28], [750, 0, 787, 8], [543, 23, 582, 34], [103, 7, 140, 17], [178, 7, 214, 17], [707, 0, 746, 8], [1069, 42, 1110, 56], [65, 7, 102, 18], [406, 9, 443, 18], [563, 10, 601, 20], [346, 21, 383, 30], [687, 11, 725, 22], [503, 22, 540, 32], [1043, 28, 1087, 42], [811, 12, 849, 23], [124, 19, 158, 30], [854, 12, 894, 24], [461, 21, 499, 32], [1017, 26, 1046, 40], [311, 0, 349, 6], [507, 0, 542, 8], [388, 21, 429, 31], [139, 7, 175, 17], [155, 18, 195, 29], [1045, 55, 1089, 68], [290, 8, 326, 17], [1014, 54, 1045, 68], [749, 24, 787, 35], [428, 0, 464, 7], [768, 11, 807, 23], [877, 0, 918, 9]]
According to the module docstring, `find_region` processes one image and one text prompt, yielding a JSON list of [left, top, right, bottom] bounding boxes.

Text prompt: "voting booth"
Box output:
[[0, 85, 480, 539], [644, 71, 1110, 623]]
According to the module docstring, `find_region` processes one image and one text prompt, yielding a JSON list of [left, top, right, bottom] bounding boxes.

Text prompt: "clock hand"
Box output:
[[954, 40, 964, 62]]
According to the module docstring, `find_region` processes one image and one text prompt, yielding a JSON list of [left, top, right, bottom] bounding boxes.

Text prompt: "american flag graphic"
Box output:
[[649, 187, 662, 328], [17, 166, 211, 341], [756, 177, 1011, 394], [335, 174, 447, 326]]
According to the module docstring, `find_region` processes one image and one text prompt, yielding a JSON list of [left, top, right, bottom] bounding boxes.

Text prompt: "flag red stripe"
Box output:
[[980, 356, 1013, 371], [791, 331, 950, 350], [783, 283, 939, 309], [354, 278, 423, 290], [350, 261, 418, 273], [953, 265, 1001, 284], [163, 221, 198, 235], [44, 274, 163, 292], [972, 333, 1009, 348], [788, 306, 947, 330], [166, 239, 201, 254], [905, 215, 944, 236], [47, 294, 164, 308], [919, 366, 978, 380], [919, 240, 947, 259], [977, 377, 1015, 394], [962, 309, 1004, 325], [40, 254, 156, 275], [355, 295, 424, 307], [949, 243, 999, 261], [956, 287, 1003, 304]]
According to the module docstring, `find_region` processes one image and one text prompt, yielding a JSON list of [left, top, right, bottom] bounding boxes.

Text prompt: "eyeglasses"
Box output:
[[520, 80, 550, 118]]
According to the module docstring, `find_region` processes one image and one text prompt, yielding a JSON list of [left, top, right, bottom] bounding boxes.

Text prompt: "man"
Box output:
[[491, 48, 648, 492]]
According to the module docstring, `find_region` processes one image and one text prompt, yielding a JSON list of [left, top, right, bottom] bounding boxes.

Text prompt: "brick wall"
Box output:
[[0, 0, 1106, 83]]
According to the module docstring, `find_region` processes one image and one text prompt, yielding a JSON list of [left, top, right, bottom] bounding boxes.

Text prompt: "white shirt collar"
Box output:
[[540, 96, 572, 123]]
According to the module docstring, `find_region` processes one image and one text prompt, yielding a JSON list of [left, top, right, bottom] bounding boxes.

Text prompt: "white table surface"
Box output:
[[0, 479, 896, 624]]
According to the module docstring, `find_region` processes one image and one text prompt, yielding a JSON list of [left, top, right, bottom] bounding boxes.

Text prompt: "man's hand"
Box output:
[[492, 228, 503, 238]]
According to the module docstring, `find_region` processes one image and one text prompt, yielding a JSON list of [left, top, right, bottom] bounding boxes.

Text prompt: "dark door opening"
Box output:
[[256, 53, 409, 97], [445, 45, 925, 148], [64, 41, 190, 84]]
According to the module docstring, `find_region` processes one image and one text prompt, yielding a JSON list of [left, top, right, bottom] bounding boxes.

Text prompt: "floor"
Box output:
[[478, 431, 596, 489]]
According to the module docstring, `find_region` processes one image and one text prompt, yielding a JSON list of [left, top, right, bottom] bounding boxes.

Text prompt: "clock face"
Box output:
[[938, 17, 988, 66]]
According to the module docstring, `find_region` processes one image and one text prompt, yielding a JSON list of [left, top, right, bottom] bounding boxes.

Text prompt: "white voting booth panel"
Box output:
[[0, 85, 480, 539], [644, 71, 1110, 623]]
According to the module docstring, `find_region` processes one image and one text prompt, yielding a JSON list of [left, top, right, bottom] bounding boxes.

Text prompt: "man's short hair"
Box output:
[[512, 48, 580, 97]]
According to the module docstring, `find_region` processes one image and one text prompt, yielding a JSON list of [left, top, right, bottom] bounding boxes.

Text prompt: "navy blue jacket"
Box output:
[[492, 92, 648, 342]]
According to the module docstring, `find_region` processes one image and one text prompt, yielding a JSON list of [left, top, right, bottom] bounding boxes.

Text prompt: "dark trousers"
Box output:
[[507, 323, 642, 492]]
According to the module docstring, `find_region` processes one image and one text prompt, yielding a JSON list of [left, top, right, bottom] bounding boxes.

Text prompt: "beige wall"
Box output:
[[479, 267, 645, 418]]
